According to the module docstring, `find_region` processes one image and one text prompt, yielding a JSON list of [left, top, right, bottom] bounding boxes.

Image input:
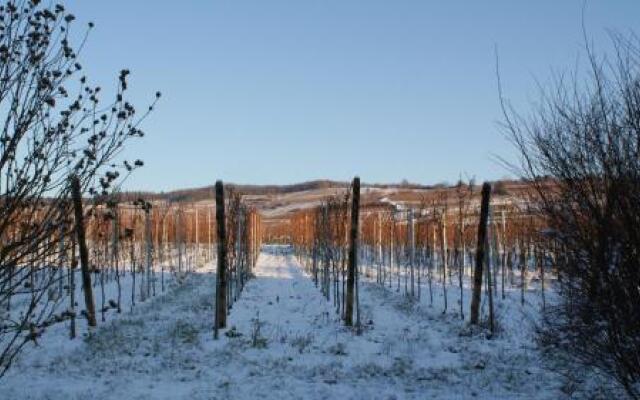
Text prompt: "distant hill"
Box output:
[[116, 178, 534, 219], [120, 179, 449, 203]]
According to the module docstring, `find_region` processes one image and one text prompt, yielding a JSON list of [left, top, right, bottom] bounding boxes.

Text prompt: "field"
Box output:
[[0, 245, 572, 400]]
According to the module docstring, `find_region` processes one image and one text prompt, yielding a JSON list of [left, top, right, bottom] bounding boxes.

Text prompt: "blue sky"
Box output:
[[65, 1, 639, 191]]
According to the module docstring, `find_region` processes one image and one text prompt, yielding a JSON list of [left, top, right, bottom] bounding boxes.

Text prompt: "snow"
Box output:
[[0, 245, 567, 399]]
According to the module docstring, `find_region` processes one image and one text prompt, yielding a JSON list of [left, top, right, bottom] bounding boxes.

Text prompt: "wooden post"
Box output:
[[214, 180, 228, 338], [409, 209, 415, 297], [377, 212, 382, 285], [57, 223, 65, 299], [70, 176, 97, 328], [112, 205, 121, 313], [153, 208, 158, 296], [236, 208, 242, 293], [441, 212, 448, 312], [145, 207, 152, 299], [345, 177, 360, 327], [486, 215, 495, 335], [208, 208, 212, 262], [458, 215, 465, 320], [195, 206, 200, 267], [470, 182, 492, 325], [501, 210, 506, 300], [176, 211, 182, 274], [540, 247, 546, 311], [69, 233, 77, 338], [391, 212, 395, 290], [322, 205, 330, 300], [162, 211, 167, 292]]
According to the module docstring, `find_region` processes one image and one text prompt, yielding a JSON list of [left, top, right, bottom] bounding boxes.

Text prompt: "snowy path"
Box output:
[[0, 246, 561, 399]]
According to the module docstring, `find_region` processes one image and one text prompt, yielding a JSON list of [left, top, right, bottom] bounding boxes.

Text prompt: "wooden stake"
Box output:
[[470, 182, 492, 325], [214, 180, 228, 338], [345, 177, 360, 327], [70, 176, 97, 328]]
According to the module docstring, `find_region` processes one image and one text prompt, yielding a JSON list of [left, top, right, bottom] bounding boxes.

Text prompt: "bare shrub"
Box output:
[[0, 1, 158, 376], [501, 32, 640, 398]]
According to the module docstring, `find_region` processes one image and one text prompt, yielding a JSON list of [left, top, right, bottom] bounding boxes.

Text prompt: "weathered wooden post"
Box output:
[[176, 211, 182, 274], [111, 203, 121, 312], [470, 182, 492, 325], [501, 210, 506, 300], [458, 212, 466, 320], [57, 224, 65, 300], [390, 211, 395, 290], [345, 177, 360, 327], [208, 208, 212, 263], [69, 233, 77, 338], [161, 210, 167, 292], [441, 211, 448, 312], [195, 206, 199, 267], [322, 205, 330, 300], [486, 211, 495, 335], [70, 175, 97, 328], [236, 207, 243, 293], [214, 180, 228, 338], [377, 212, 382, 285], [145, 205, 152, 299], [409, 208, 415, 298]]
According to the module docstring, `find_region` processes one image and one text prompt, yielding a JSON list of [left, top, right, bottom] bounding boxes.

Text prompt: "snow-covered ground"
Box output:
[[0, 245, 571, 399]]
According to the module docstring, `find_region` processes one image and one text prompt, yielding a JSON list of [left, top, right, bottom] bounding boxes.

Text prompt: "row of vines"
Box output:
[[286, 179, 555, 336], [1, 183, 262, 374]]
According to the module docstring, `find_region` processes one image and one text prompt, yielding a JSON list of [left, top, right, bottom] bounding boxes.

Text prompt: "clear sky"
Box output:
[[64, 0, 640, 192]]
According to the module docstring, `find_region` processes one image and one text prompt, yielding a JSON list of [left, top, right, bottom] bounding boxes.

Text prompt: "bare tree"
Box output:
[[0, 1, 158, 377], [501, 32, 640, 398]]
